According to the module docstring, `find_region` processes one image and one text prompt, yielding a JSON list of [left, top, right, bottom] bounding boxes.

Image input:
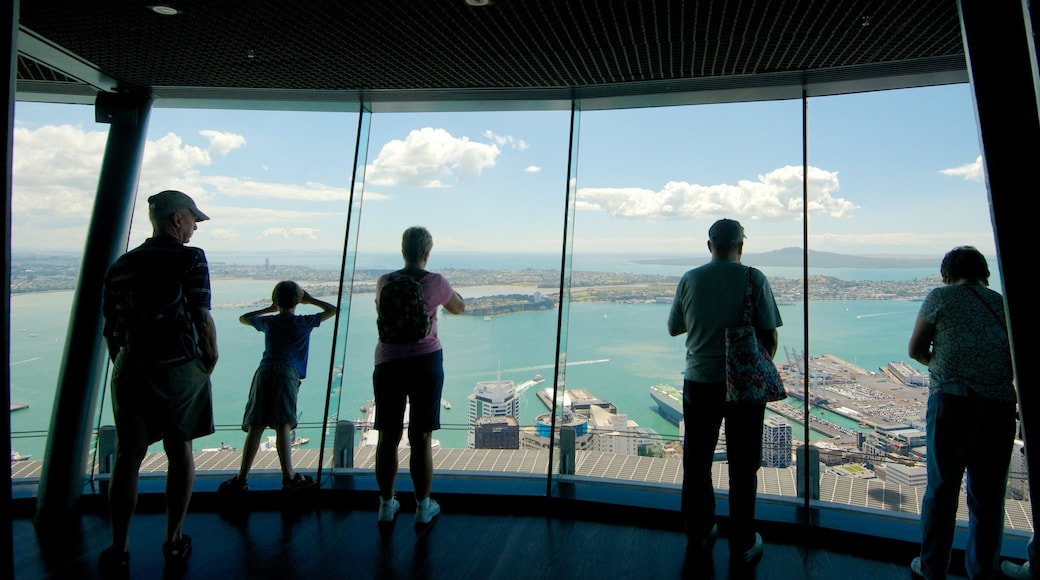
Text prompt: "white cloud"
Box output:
[[524, 165, 542, 173], [209, 228, 241, 240], [199, 130, 246, 156], [202, 176, 350, 202], [11, 123, 352, 250], [484, 130, 529, 151], [12, 124, 108, 224], [940, 155, 984, 181], [577, 165, 856, 221], [261, 227, 289, 238], [259, 227, 319, 240], [366, 127, 500, 187]]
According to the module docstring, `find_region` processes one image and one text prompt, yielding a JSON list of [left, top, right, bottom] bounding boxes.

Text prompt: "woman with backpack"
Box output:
[[373, 226, 465, 528]]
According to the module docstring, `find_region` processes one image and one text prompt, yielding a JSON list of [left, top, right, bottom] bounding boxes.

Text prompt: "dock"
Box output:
[[11, 403, 29, 412]]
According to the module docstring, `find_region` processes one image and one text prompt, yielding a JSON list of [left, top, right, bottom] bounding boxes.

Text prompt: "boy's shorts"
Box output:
[[373, 350, 444, 435], [242, 364, 302, 430], [111, 351, 214, 450]]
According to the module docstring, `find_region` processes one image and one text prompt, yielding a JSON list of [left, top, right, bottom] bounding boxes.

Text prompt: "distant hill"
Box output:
[[636, 247, 942, 268]]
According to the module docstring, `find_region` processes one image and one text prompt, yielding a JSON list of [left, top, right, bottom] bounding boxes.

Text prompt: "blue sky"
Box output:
[[12, 83, 992, 260]]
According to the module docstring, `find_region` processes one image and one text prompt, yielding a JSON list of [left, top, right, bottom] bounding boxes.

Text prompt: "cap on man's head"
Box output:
[[708, 218, 746, 245], [148, 190, 210, 221]]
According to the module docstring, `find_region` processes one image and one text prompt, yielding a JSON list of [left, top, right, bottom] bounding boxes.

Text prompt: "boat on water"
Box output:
[[11, 450, 31, 461], [260, 435, 309, 451], [649, 384, 684, 426], [442, 399, 452, 410]]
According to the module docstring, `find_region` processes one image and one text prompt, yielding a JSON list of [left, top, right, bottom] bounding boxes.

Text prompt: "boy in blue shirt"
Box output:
[[220, 281, 337, 492]]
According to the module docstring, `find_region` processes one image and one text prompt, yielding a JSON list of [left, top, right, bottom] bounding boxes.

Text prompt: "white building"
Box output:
[[587, 406, 654, 456], [762, 417, 792, 468], [884, 462, 928, 487], [467, 379, 521, 448]]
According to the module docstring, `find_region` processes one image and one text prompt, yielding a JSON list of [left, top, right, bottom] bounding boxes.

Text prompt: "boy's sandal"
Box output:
[[162, 534, 192, 564], [282, 473, 315, 491], [218, 476, 248, 493]]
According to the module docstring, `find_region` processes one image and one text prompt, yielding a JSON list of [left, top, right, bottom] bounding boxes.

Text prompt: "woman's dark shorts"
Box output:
[[373, 350, 444, 436], [242, 364, 301, 430]]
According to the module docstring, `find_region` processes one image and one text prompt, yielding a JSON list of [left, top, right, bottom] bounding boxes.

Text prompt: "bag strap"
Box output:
[[964, 284, 1007, 332], [741, 267, 754, 326]]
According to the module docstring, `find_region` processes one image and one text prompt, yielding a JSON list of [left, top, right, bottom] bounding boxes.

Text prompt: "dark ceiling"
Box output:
[[15, 0, 968, 111]]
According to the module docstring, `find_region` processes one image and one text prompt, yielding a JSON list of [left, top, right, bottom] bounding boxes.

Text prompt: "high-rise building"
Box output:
[[763, 416, 793, 468], [467, 380, 521, 448], [587, 406, 653, 456], [474, 416, 520, 450]]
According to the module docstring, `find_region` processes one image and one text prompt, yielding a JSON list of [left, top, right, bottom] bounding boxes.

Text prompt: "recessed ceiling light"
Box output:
[[465, 0, 491, 6], [148, 5, 181, 16]]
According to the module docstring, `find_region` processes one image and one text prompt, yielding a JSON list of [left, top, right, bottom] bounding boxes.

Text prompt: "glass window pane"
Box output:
[[806, 86, 1018, 530], [342, 111, 570, 481], [132, 109, 358, 478], [11, 102, 107, 477], [572, 101, 804, 495]]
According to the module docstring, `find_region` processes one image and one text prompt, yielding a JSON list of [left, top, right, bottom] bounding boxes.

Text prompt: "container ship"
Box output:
[[649, 384, 684, 425]]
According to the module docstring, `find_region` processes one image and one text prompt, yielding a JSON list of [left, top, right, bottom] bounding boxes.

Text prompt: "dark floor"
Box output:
[[13, 488, 982, 580]]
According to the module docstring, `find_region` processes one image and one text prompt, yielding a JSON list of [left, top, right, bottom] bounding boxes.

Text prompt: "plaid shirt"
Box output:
[[102, 235, 212, 349]]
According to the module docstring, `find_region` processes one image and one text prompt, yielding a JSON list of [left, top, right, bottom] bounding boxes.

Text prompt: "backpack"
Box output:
[[125, 270, 198, 367], [377, 271, 431, 344]]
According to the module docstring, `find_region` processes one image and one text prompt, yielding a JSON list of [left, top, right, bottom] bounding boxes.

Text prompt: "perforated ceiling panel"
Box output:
[[16, 0, 965, 106]]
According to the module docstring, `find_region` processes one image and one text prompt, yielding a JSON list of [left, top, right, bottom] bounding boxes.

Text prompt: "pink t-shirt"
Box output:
[[374, 270, 456, 365]]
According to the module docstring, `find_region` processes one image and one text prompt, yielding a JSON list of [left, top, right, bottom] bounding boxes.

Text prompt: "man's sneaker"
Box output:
[[732, 532, 763, 565], [687, 523, 718, 551], [377, 496, 400, 523], [415, 497, 440, 525], [1001, 560, 1033, 580]]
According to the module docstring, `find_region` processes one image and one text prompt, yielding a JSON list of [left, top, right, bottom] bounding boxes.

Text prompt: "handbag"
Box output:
[[725, 267, 786, 404]]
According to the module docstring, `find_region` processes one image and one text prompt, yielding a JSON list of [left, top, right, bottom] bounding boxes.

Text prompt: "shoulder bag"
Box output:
[[724, 267, 786, 404]]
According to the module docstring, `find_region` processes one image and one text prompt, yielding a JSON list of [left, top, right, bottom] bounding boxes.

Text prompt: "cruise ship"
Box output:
[[649, 384, 683, 425]]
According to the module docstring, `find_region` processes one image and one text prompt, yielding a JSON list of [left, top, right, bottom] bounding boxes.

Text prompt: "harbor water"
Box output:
[[10, 257, 936, 459]]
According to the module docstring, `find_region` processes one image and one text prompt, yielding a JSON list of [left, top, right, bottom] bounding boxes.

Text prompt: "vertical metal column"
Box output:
[[4, 1, 20, 575], [34, 92, 152, 528], [958, 0, 1039, 529]]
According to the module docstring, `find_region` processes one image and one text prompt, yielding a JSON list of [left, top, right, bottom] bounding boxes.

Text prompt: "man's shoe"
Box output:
[[281, 473, 315, 491], [731, 533, 763, 565], [218, 476, 248, 494], [377, 496, 400, 523], [910, 556, 924, 578], [97, 547, 129, 579], [162, 534, 192, 567], [687, 523, 718, 551], [415, 497, 440, 525], [1001, 560, 1033, 580]]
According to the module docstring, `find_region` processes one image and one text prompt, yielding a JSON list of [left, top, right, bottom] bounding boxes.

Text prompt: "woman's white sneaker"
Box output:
[[415, 498, 440, 525], [377, 496, 400, 522]]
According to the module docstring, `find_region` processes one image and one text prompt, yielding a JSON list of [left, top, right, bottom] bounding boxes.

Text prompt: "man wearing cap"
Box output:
[[98, 190, 218, 574], [667, 218, 782, 566]]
